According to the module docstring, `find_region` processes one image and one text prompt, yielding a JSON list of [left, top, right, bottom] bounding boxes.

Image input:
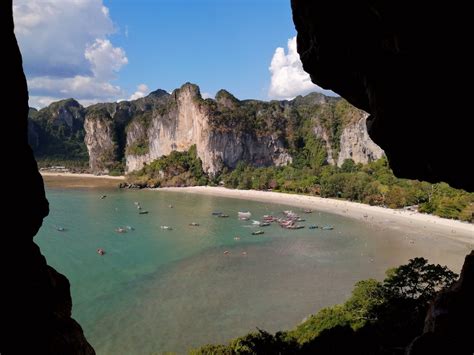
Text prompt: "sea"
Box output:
[[36, 185, 471, 354]]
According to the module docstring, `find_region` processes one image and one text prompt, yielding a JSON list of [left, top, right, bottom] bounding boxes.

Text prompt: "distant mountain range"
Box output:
[[28, 83, 383, 175]]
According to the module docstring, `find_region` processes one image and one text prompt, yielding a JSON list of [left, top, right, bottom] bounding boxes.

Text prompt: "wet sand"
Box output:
[[41, 172, 124, 189]]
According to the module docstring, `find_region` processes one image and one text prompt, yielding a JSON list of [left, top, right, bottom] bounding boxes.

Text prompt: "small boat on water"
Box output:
[[97, 248, 105, 256], [287, 224, 305, 230], [252, 230, 264, 235], [224, 250, 230, 255], [189, 222, 200, 226], [218, 214, 229, 218], [234, 236, 241, 240], [259, 222, 271, 227], [238, 211, 252, 218], [212, 211, 223, 215], [126, 226, 135, 231], [56, 226, 65, 232], [309, 225, 318, 229], [115, 227, 127, 233], [160, 226, 172, 230], [100, 195, 107, 199], [139, 210, 149, 214], [168, 204, 173, 208], [263, 215, 277, 222], [296, 218, 306, 222], [303, 209, 312, 213], [322, 225, 334, 230]]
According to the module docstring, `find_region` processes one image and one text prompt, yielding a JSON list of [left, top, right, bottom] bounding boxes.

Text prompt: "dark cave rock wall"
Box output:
[[291, 2, 473, 353], [1, 1, 94, 353], [291, 0, 473, 192]]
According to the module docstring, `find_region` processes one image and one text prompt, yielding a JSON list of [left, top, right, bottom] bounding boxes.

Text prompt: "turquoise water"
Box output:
[[36, 187, 470, 354]]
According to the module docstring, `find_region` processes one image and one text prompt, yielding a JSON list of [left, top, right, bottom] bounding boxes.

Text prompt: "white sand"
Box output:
[[159, 186, 474, 245], [40, 172, 125, 180]]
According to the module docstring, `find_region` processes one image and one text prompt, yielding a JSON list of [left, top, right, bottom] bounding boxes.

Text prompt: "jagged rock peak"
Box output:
[[215, 89, 240, 109], [148, 88, 169, 98], [291, 92, 330, 106], [172, 82, 202, 100]]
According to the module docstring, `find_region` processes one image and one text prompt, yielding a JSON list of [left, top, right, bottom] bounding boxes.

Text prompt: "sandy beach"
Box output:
[[41, 172, 124, 188], [39, 172, 473, 245], [159, 186, 474, 245], [40, 172, 125, 180]]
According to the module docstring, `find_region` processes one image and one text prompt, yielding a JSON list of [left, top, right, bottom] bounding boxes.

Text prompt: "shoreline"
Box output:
[[38, 173, 473, 245], [40, 171, 125, 180], [158, 186, 474, 245]]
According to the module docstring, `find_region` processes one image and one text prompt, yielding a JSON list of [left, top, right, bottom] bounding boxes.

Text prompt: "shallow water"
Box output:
[[36, 187, 470, 354]]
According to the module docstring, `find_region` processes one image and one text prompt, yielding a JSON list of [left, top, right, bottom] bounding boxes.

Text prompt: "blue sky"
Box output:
[[13, 0, 329, 108]]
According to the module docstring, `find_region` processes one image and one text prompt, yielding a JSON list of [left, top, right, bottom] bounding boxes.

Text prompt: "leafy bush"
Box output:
[[127, 145, 207, 187]]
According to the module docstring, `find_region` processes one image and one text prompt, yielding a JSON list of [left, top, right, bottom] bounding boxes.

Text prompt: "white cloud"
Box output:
[[268, 36, 335, 100], [13, 0, 128, 108], [85, 39, 128, 80], [201, 92, 213, 99], [130, 84, 149, 100]]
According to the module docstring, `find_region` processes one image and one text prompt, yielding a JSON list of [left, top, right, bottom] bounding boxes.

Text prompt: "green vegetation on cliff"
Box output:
[[128, 146, 473, 221], [127, 145, 207, 187], [191, 258, 457, 354], [28, 99, 88, 166], [220, 157, 474, 222]]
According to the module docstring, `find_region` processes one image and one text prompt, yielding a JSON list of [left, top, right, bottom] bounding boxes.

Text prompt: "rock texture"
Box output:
[[123, 84, 296, 175], [336, 114, 384, 166], [291, 1, 473, 192], [1, 2, 94, 354]]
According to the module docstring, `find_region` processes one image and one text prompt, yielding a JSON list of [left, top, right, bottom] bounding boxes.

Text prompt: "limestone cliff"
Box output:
[[336, 114, 384, 166], [33, 83, 383, 175], [125, 84, 293, 175], [28, 98, 88, 161]]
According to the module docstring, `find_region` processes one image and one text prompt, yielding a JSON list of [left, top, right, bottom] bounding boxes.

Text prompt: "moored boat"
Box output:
[[238, 211, 252, 218]]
